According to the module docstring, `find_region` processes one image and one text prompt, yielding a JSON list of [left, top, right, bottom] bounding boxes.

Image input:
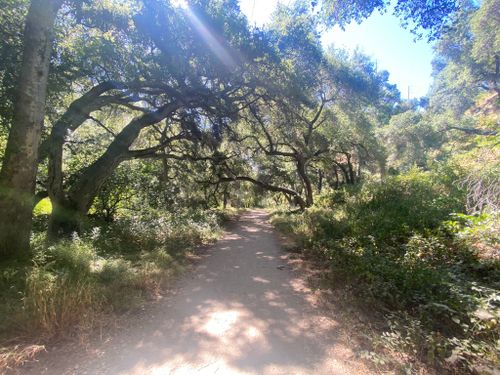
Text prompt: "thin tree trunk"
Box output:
[[0, 0, 62, 258], [296, 156, 313, 207], [333, 166, 339, 189], [346, 153, 355, 184], [317, 169, 323, 193], [46, 122, 67, 239], [223, 186, 229, 209]]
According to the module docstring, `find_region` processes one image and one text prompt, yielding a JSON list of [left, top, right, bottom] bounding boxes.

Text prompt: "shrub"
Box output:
[[0, 262, 28, 335], [91, 207, 223, 256], [444, 212, 500, 250], [352, 168, 465, 244], [42, 238, 97, 274]]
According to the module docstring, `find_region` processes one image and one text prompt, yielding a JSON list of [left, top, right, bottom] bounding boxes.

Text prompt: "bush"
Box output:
[[0, 261, 29, 335], [351, 168, 465, 244], [91, 207, 223, 256], [41, 238, 97, 274], [444, 212, 500, 255]]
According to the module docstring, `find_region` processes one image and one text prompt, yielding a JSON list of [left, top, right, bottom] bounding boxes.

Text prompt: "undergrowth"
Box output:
[[272, 169, 499, 374], [0, 207, 236, 369]]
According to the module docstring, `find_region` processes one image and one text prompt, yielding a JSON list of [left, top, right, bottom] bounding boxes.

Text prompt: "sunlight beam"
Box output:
[[183, 7, 237, 69]]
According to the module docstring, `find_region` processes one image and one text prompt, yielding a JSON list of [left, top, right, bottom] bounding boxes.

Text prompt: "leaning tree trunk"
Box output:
[[48, 104, 180, 237], [0, 0, 62, 258], [49, 119, 148, 236], [45, 83, 153, 238]]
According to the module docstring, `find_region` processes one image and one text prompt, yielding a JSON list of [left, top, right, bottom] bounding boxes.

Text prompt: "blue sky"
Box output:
[[239, 0, 435, 98]]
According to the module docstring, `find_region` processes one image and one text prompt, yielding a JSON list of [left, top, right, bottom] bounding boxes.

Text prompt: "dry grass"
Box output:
[[23, 269, 102, 337], [0, 344, 45, 371]]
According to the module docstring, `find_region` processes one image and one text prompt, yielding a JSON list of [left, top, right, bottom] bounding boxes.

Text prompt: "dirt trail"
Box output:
[[19, 210, 370, 375]]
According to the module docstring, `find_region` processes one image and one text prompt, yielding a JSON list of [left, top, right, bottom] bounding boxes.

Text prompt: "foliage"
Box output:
[[272, 168, 499, 373], [351, 168, 465, 243], [378, 111, 443, 171], [0, 0, 28, 130], [318, 0, 459, 40], [91, 207, 225, 256], [32, 198, 52, 217], [453, 136, 500, 214]]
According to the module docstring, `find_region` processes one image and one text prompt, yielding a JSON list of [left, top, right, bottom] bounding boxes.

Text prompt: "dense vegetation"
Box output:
[[0, 0, 498, 373]]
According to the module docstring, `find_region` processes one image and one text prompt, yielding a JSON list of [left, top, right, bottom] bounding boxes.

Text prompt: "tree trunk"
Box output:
[[333, 160, 349, 185], [45, 92, 123, 238], [0, 0, 62, 258], [333, 166, 339, 189], [317, 169, 323, 193], [38, 81, 123, 163], [296, 156, 313, 207], [48, 199, 82, 238], [46, 120, 67, 239], [346, 153, 355, 184]]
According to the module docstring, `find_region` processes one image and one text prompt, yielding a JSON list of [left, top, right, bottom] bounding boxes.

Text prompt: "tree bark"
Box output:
[[0, 0, 62, 258]]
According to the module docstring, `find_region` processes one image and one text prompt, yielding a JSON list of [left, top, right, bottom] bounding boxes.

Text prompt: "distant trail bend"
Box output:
[[20, 209, 370, 375]]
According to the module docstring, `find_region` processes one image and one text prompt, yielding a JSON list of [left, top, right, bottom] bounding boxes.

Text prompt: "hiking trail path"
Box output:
[[19, 209, 371, 375]]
